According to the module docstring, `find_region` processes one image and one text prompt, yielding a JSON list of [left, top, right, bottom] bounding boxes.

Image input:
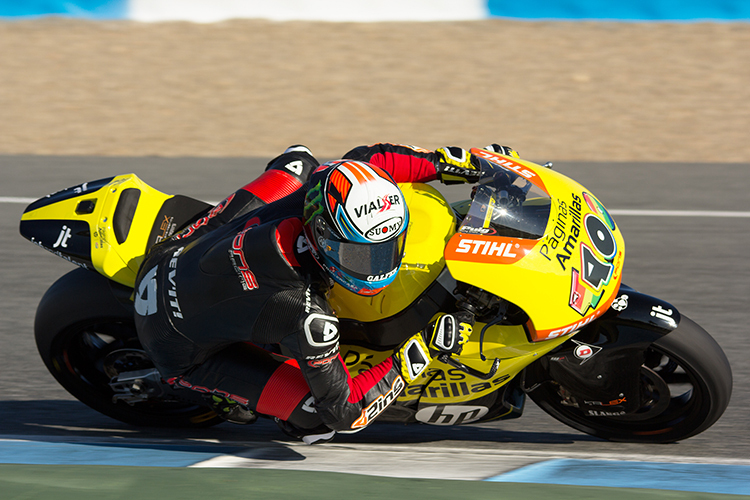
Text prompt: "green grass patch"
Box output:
[[1, 464, 747, 500]]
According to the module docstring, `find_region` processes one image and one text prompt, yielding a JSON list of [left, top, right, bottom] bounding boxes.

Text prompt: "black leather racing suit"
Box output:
[[134, 144, 443, 433]]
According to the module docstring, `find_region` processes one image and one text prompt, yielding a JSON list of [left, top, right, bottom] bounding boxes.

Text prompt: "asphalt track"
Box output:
[[1, 155, 749, 497]]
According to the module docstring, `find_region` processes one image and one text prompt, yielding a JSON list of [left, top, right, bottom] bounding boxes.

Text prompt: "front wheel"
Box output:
[[526, 316, 732, 443]]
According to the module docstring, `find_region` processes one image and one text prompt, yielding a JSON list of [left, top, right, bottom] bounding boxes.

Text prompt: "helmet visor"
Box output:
[[320, 228, 406, 282]]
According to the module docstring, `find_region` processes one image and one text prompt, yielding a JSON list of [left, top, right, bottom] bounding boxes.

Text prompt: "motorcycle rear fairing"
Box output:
[[20, 174, 212, 288]]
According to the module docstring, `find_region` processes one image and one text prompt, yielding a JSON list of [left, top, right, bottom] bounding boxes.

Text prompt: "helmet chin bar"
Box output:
[[329, 267, 391, 296]]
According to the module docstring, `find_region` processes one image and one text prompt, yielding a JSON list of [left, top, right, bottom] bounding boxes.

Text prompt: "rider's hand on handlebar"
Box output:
[[393, 311, 474, 383], [435, 147, 482, 185], [393, 311, 474, 384], [483, 143, 520, 158], [425, 311, 474, 356]]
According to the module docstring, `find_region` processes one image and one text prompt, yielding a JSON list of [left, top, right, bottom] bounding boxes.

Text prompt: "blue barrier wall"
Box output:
[[1, 0, 749, 21], [487, 0, 750, 21], [0, 0, 126, 19]]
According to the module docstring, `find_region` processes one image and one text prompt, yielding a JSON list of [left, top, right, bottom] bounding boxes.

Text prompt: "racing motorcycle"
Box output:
[[19, 149, 732, 443]]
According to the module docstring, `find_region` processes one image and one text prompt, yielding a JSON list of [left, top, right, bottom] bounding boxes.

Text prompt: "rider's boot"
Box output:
[[207, 394, 258, 425], [274, 418, 335, 445]]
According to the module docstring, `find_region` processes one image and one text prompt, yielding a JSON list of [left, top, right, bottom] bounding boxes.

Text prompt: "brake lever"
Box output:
[[437, 354, 501, 381], [478, 300, 509, 361]]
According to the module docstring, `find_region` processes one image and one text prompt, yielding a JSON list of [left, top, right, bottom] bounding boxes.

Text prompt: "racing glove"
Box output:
[[393, 311, 474, 384], [484, 143, 520, 158], [435, 146, 482, 185], [426, 311, 474, 356]]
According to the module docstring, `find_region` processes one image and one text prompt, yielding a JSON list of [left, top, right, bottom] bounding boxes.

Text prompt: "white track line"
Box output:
[[609, 209, 750, 218], [2, 436, 748, 481], [187, 441, 750, 480], [1, 197, 36, 204], [4, 196, 748, 218]]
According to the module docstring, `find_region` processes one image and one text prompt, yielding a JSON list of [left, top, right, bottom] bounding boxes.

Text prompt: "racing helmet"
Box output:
[[302, 160, 409, 296]]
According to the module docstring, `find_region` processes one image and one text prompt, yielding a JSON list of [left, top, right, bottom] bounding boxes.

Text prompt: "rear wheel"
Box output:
[[35, 269, 222, 428], [526, 316, 732, 443]]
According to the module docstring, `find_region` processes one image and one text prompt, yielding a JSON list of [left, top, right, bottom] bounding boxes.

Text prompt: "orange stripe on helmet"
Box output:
[[329, 169, 352, 202], [344, 161, 376, 184], [327, 193, 338, 213]]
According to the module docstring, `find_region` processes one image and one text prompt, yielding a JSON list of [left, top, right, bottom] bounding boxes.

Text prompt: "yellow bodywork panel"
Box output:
[[330, 181, 578, 404], [341, 323, 573, 404], [328, 183, 457, 321], [21, 174, 171, 287], [446, 149, 626, 342]]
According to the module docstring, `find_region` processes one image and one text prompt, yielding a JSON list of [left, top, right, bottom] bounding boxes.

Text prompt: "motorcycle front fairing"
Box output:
[[445, 149, 626, 343]]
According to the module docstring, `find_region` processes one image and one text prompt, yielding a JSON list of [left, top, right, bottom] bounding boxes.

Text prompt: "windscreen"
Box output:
[[457, 158, 551, 239]]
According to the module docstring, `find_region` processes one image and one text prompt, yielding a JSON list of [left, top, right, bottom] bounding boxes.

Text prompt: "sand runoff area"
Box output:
[[0, 19, 748, 162]]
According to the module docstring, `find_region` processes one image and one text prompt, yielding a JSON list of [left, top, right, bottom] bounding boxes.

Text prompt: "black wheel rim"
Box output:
[[530, 343, 710, 441], [51, 319, 217, 423]]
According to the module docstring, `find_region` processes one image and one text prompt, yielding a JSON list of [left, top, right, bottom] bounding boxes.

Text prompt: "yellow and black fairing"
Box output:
[[330, 151, 626, 426], [19, 174, 211, 288], [328, 180, 555, 425]]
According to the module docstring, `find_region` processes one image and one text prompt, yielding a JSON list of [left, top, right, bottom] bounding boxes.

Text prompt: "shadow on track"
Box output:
[[0, 400, 594, 448]]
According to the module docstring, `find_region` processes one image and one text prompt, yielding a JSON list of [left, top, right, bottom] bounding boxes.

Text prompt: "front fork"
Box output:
[[525, 284, 680, 415]]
